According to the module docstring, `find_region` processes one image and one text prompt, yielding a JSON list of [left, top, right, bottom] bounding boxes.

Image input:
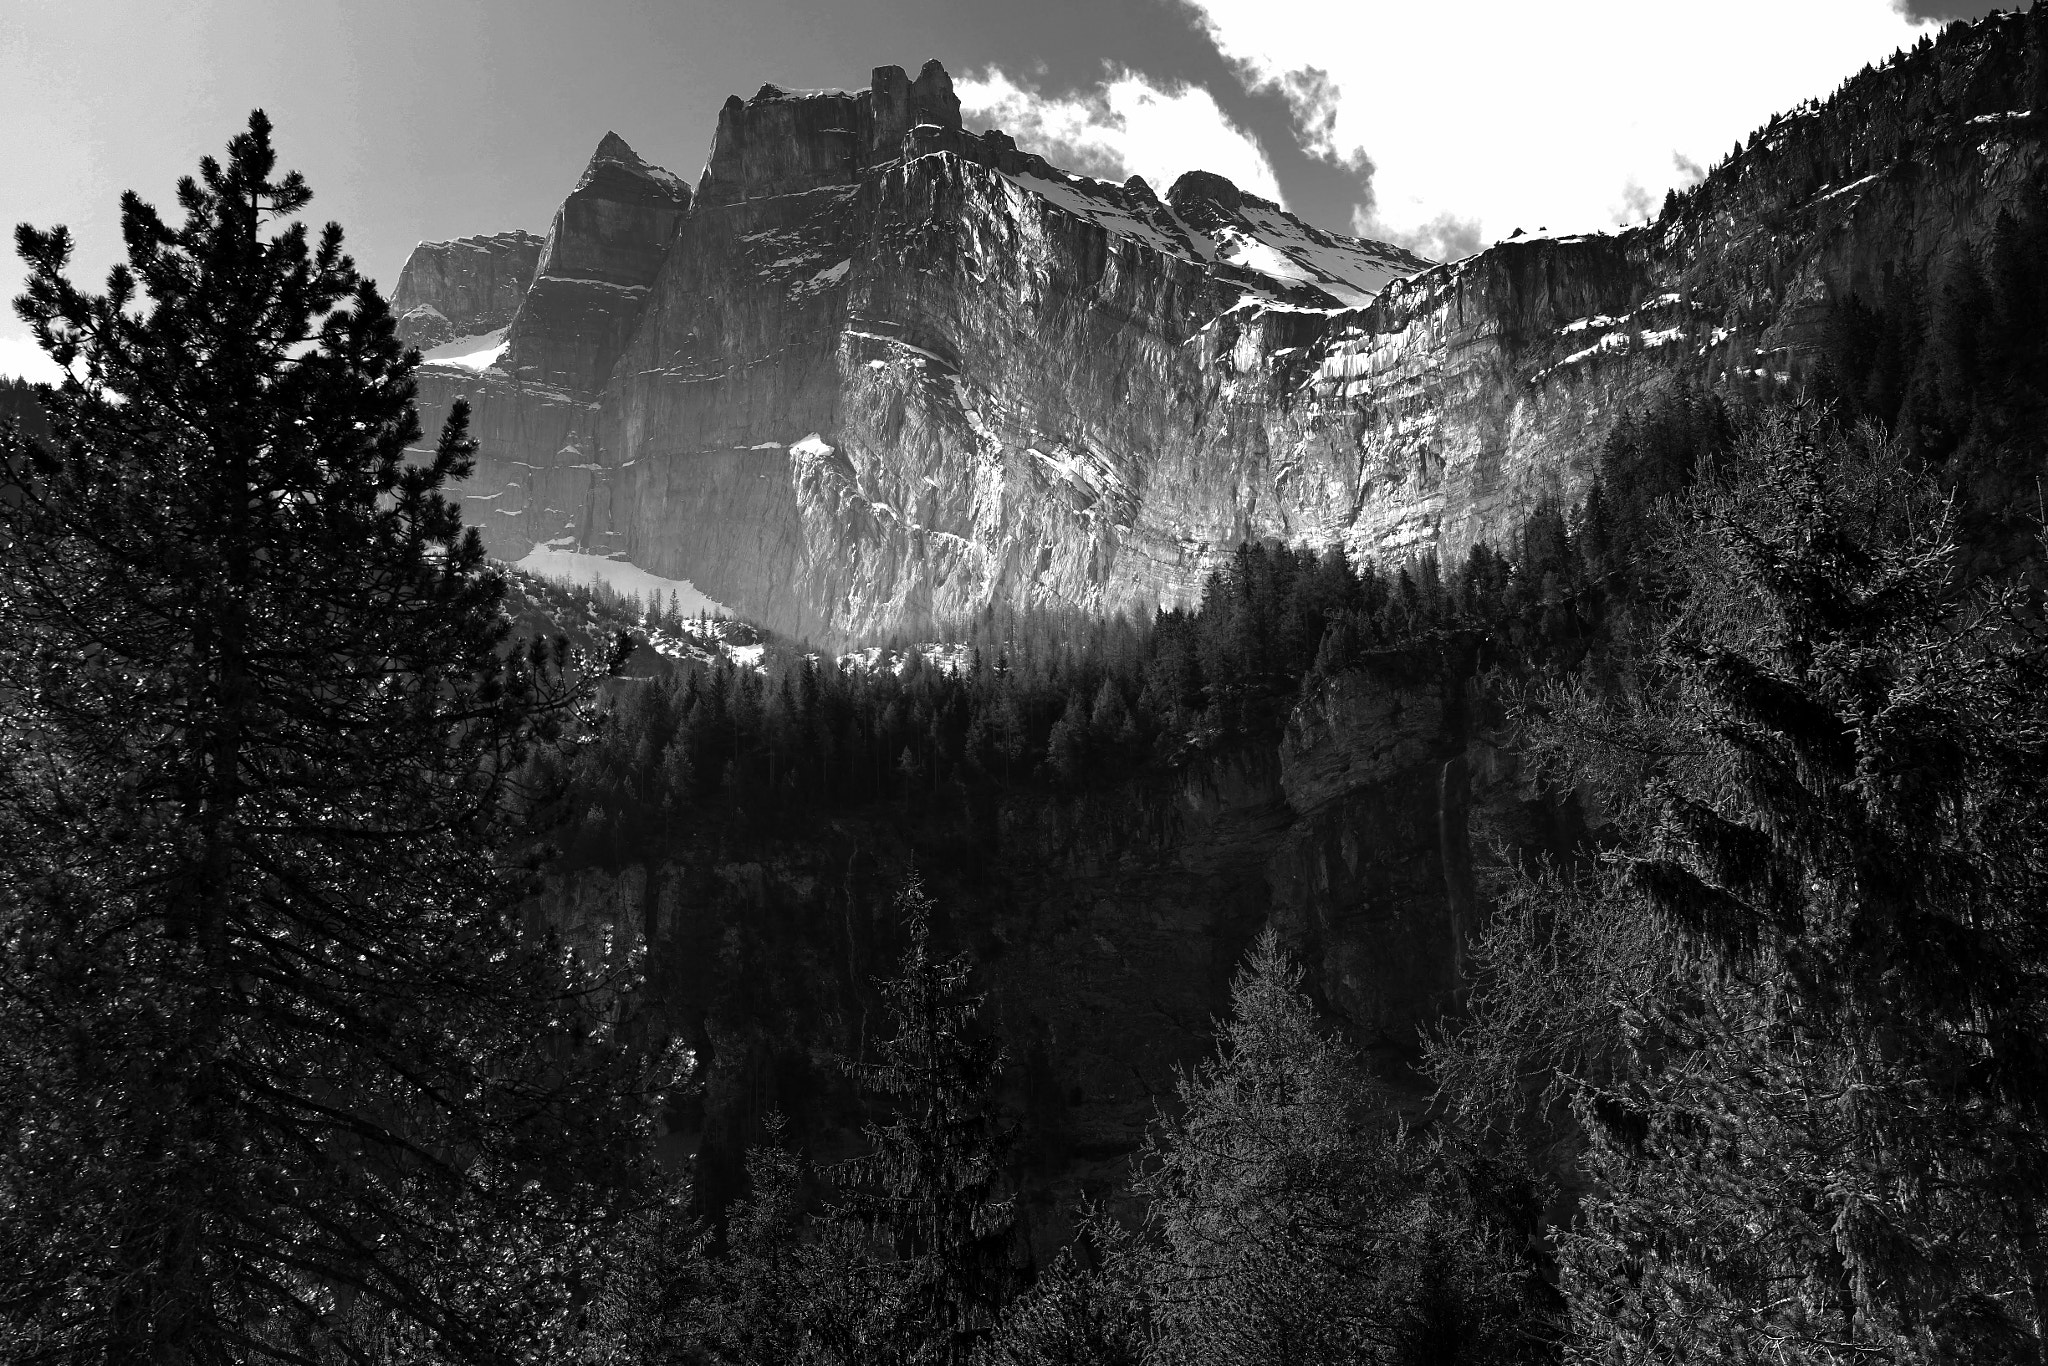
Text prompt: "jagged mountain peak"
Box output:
[[872, 58, 962, 138], [575, 130, 690, 204], [1166, 169, 1258, 214], [692, 57, 1420, 300]]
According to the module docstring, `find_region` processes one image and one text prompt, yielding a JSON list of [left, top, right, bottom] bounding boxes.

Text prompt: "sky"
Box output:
[[0, 0, 2009, 382]]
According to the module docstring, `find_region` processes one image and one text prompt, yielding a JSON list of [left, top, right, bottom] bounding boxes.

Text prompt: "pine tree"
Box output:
[[0, 112, 667, 1364], [836, 872, 1018, 1366], [1046, 689, 1090, 783], [1443, 414, 2048, 1364], [1601, 416, 2048, 1362]]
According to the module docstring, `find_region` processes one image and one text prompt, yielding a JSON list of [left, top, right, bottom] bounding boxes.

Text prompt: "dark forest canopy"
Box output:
[[0, 376, 51, 440]]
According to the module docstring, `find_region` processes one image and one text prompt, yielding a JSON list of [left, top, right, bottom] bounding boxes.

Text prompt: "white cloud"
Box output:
[[956, 66, 1284, 204], [1185, 0, 1932, 250], [1224, 57, 1368, 173], [0, 335, 64, 386]]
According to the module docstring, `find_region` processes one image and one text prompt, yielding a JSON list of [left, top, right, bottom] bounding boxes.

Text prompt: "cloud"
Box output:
[[1177, 0, 1932, 256], [1615, 178, 1655, 227], [1191, 31, 1379, 222], [1357, 210, 1483, 263], [1259, 64, 1366, 175], [1891, 0, 2003, 23], [1672, 151, 1708, 188], [1270, 66, 1345, 156], [956, 66, 1285, 203], [0, 335, 63, 386]]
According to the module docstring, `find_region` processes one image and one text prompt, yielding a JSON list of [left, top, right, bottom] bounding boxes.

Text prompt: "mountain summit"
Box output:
[[402, 30, 2046, 643]]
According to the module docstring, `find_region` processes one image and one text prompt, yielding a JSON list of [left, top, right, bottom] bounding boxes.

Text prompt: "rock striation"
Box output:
[[407, 19, 2048, 644], [391, 230, 543, 349]]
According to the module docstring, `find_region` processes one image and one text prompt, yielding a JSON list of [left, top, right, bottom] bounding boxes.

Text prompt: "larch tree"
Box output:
[[0, 112, 670, 1365], [1137, 932, 1541, 1366]]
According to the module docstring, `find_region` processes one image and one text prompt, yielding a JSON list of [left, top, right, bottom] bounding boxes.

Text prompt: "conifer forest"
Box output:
[[6, 9, 2048, 1366]]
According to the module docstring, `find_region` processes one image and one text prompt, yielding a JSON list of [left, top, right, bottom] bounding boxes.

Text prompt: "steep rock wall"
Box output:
[[403, 22, 2047, 647], [414, 132, 691, 558], [391, 230, 543, 348]]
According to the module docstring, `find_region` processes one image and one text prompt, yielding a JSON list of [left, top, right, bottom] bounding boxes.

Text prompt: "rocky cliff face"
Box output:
[[391, 230, 543, 348], [418, 133, 691, 558], [406, 19, 2047, 643], [409, 60, 1431, 639]]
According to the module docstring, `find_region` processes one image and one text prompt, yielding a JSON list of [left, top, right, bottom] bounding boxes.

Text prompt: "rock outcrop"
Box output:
[[504, 131, 692, 396], [391, 230, 543, 348], [406, 19, 2048, 644], [417, 133, 691, 557]]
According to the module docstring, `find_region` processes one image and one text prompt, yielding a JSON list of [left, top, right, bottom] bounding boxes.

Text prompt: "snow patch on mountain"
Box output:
[[512, 540, 728, 617], [418, 328, 511, 371], [1000, 168, 1422, 307]]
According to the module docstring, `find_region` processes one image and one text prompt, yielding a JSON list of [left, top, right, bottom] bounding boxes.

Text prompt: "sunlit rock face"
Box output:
[[404, 61, 1434, 641], [391, 230, 543, 348], [405, 18, 2048, 644]]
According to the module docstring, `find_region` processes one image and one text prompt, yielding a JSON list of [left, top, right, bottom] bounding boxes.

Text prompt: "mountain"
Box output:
[[403, 24, 2044, 648], [404, 60, 1436, 643], [390, 229, 544, 349]]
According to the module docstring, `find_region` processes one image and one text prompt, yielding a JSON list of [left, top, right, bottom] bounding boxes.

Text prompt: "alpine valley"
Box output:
[[401, 10, 2048, 1257]]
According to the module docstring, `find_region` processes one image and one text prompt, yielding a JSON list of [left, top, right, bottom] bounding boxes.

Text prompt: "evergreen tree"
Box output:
[[1132, 932, 1530, 1366], [979, 1236, 1146, 1366], [1442, 414, 2048, 1364], [837, 873, 1019, 1366], [0, 375, 50, 440], [0, 112, 665, 1364], [618, 1118, 870, 1366]]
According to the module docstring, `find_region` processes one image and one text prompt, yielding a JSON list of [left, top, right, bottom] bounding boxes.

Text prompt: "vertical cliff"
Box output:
[[390, 229, 543, 348], [412, 133, 691, 560], [401, 19, 2048, 646]]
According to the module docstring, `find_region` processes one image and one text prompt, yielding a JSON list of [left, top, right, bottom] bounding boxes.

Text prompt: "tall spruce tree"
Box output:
[[0, 113, 666, 1364], [836, 872, 1018, 1366]]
